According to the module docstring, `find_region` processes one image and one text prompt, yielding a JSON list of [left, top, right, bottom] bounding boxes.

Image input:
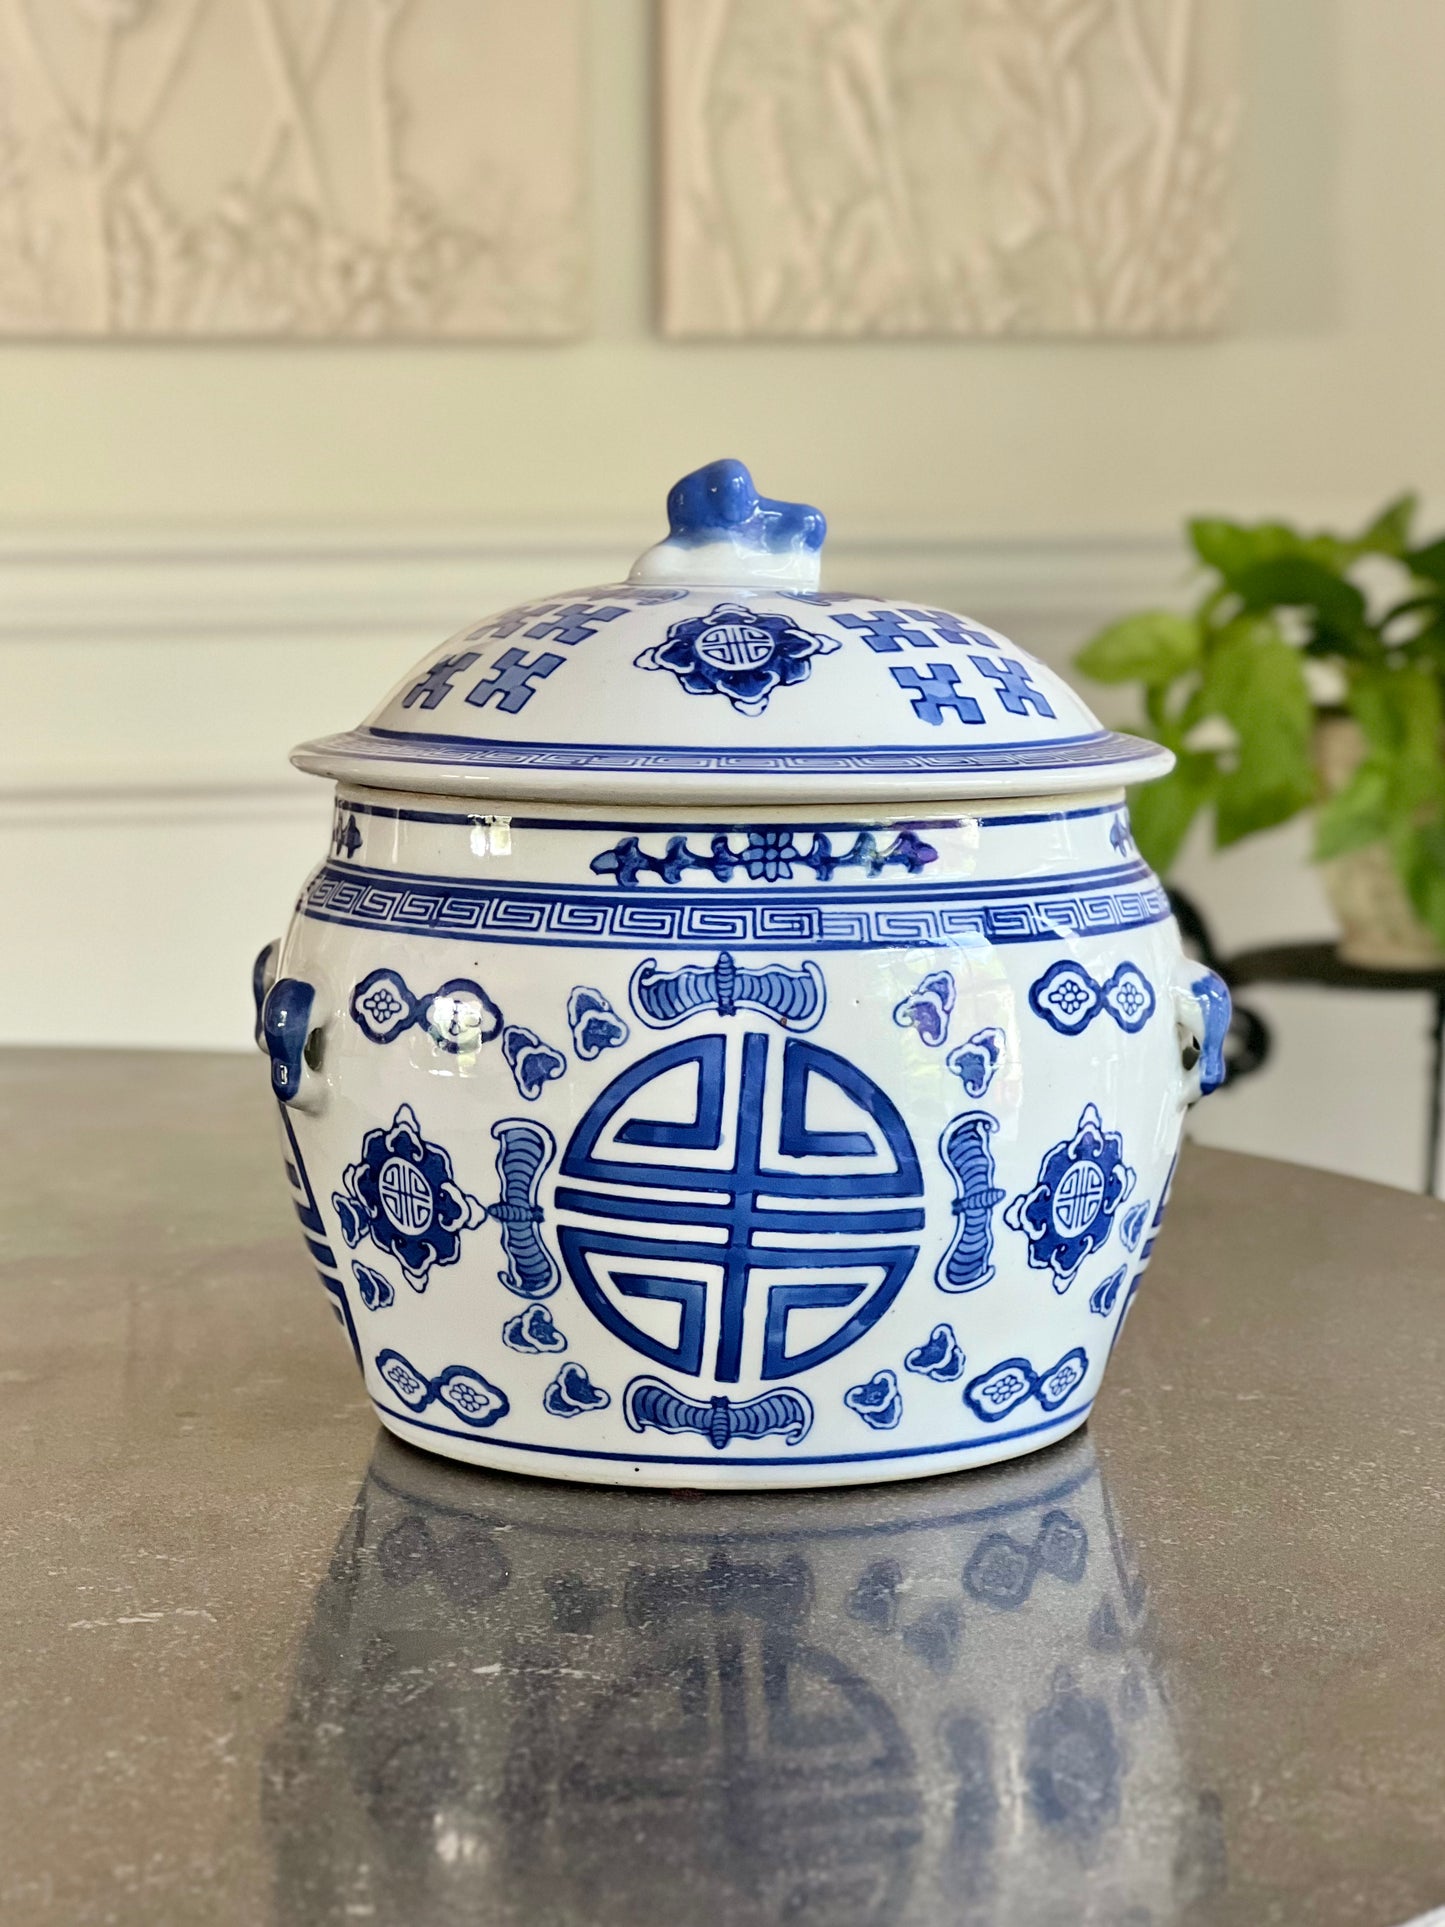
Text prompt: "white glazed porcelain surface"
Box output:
[[258, 787, 1215, 1488], [260, 463, 1225, 1488], [291, 462, 1169, 806]]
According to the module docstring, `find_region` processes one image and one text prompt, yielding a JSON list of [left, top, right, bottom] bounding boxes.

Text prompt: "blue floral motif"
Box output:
[[351, 968, 413, 1043], [946, 1027, 1004, 1098], [374, 1349, 510, 1429], [893, 969, 955, 1047], [904, 1323, 966, 1382], [502, 1304, 568, 1354], [502, 1024, 567, 1101], [963, 1346, 1089, 1423], [1030, 960, 1156, 1038], [742, 830, 799, 880], [543, 1362, 611, 1417], [566, 987, 629, 1061], [844, 1369, 904, 1430], [1030, 961, 1102, 1035], [349, 968, 502, 1053], [635, 601, 840, 715], [1004, 1105, 1135, 1290], [1100, 963, 1156, 1033], [352, 1262, 395, 1312], [332, 1103, 485, 1291]]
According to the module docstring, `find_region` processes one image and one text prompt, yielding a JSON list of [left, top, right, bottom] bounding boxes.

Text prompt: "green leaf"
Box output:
[[1406, 536, 1445, 587], [1348, 665, 1444, 807], [1189, 517, 1349, 584], [1314, 762, 1391, 861], [1391, 821, 1445, 947], [1355, 493, 1417, 557], [1201, 620, 1317, 844], [1227, 556, 1368, 637], [1127, 752, 1218, 874], [1075, 611, 1201, 687]]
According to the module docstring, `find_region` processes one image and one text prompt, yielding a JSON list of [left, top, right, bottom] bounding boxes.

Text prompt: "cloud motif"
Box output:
[[904, 1323, 967, 1382], [1089, 1266, 1127, 1316], [502, 1304, 568, 1355], [946, 1026, 1004, 1098], [566, 986, 629, 1060], [543, 1363, 611, 1418], [1119, 1201, 1150, 1253], [352, 1262, 394, 1311], [502, 1024, 567, 1101], [844, 1370, 904, 1430], [892, 969, 955, 1046]]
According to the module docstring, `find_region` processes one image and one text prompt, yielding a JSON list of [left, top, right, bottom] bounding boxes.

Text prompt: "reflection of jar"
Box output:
[[265, 1433, 1224, 1924], [254, 460, 1232, 1487]]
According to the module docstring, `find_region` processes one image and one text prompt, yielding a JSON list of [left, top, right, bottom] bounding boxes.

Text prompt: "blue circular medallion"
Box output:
[[379, 1155, 434, 1235], [558, 1031, 922, 1386], [1051, 1159, 1104, 1237]]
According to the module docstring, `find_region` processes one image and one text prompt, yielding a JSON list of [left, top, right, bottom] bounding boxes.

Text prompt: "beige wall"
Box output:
[[2, 0, 1443, 535], [3, 0, 1444, 1194]]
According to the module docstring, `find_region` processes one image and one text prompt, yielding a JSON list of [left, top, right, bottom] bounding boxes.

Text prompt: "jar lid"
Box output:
[[291, 461, 1172, 805]]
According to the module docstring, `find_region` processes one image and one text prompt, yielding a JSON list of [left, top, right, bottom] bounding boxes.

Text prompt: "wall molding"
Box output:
[[1, 522, 1188, 822]]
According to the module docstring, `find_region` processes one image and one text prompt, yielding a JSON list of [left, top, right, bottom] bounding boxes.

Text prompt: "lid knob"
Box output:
[[629, 459, 827, 592]]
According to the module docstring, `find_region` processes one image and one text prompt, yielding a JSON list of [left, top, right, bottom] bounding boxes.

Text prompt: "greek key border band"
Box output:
[[299, 861, 1172, 949]]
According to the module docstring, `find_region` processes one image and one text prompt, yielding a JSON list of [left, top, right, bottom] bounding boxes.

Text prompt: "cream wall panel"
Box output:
[[0, 0, 585, 338], [659, 0, 1240, 337], [3, 3, 1443, 537]]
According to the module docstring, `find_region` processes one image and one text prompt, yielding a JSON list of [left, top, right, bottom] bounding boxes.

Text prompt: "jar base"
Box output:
[[372, 1401, 1094, 1490]]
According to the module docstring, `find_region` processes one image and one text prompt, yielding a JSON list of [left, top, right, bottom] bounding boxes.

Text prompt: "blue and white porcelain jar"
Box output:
[[257, 460, 1229, 1488]]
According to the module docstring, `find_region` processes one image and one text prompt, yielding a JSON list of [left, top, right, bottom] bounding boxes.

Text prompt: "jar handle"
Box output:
[[254, 942, 328, 1112], [1172, 965, 1231, 1105]]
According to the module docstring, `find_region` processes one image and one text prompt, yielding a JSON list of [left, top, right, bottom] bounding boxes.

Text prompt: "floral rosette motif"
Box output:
[[1005, 1105, 1135, 1289], [333, 1103, 484, 1290], [634, 601, 839, 715]]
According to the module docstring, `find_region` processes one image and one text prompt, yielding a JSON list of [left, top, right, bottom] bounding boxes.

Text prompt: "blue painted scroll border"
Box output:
[[305, 723, 1156, 778], [369, 1390, 1093, 1466]]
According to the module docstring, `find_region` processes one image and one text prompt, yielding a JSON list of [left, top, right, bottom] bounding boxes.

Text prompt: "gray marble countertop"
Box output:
[[1, 1048, 1442, 1927]]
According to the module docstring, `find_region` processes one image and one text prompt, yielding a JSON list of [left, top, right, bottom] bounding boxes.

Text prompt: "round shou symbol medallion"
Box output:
[[693, 620, 777, 672], [1051, 1158, 1105, 1237], [556, 1031, 923, 1384], [378, 1156, 435, 1235]]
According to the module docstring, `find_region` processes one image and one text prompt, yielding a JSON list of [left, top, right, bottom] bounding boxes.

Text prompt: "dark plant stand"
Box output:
[[1168, 889, 1445, 1197]]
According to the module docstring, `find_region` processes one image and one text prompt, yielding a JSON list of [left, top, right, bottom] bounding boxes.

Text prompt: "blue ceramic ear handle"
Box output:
[[253, 941, 326, 1110], [1172, 964, 1232, 1102]]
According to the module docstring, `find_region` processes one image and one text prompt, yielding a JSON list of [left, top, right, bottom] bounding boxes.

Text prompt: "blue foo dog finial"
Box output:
[[629, 458, 827, 590]]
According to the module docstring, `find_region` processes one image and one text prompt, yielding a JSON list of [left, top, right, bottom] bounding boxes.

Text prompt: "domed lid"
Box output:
[[292, 461, 1172, 805]]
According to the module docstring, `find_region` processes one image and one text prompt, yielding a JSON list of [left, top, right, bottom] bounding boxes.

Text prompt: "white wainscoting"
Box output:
[[2, 523, 1431, 1190]]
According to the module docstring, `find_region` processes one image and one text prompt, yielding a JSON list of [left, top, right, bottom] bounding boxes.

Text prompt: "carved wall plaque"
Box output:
[[660, 0, 1240, 338], [0, 0, 584, 337]]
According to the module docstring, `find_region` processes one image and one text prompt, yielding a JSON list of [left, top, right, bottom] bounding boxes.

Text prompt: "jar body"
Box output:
[[258, 786, 1214, 1488]]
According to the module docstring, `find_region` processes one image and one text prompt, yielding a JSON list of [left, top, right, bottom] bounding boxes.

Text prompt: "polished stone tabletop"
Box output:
[[1, 1049, 1442, 1927]]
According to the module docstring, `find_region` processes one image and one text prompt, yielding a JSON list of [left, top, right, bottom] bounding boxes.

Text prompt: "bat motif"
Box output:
[[487, 1119, 559, 1298], [630, 950, 825, 1031], [624, 1375, 813, 1449], [936, 1112, 1007, 1292]]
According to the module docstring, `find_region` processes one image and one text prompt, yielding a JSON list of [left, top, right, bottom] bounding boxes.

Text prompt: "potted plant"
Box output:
[[1075, 496, 1445, 968]]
